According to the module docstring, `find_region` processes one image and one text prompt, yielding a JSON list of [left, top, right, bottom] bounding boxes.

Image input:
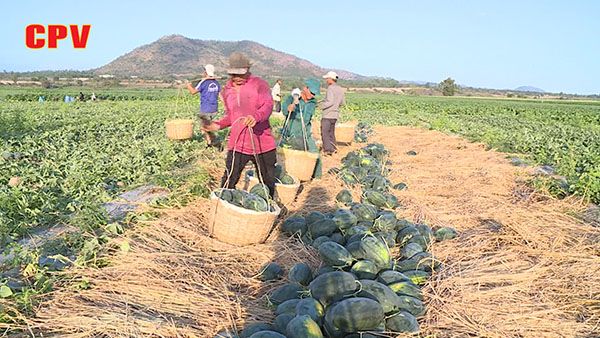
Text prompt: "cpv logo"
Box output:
[[25, 24, 91, 49]]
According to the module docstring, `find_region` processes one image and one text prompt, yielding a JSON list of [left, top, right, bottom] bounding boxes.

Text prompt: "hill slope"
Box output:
[[94, 35, 365, 80]]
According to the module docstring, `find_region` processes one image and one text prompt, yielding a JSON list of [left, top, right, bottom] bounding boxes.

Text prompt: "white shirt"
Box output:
[[271, 83, 281, 101]]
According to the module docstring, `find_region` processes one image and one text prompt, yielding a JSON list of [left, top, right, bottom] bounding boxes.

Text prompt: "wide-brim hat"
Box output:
[[227, 52, 252, 75]]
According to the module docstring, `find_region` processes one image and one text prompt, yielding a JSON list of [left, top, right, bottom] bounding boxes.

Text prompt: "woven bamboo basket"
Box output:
[[247, 174, 300, 206], [165, 119, 194, 140], [336, 122, 357, 144], [208, 191, 281, 246], [277, 148, 319, 182]]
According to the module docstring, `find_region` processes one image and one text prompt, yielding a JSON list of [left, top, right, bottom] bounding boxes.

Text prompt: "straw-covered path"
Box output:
[[16, 126, 600, 337]]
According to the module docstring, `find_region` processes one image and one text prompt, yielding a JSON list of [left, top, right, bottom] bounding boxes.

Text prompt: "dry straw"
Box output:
[[7, 125, 599, 337]]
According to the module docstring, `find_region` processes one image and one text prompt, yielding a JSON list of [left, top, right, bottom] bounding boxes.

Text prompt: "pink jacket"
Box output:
[[215, 75, 275, 155]]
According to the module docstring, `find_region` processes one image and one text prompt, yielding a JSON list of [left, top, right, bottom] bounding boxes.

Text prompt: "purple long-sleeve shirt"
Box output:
[[215, 75, 275, 155]]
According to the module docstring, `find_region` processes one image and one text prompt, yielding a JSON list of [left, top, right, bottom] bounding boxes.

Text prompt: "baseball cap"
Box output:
[[204, 64, 215, 77], [291, 88, 302, 96], [322, 71, 338, 80]]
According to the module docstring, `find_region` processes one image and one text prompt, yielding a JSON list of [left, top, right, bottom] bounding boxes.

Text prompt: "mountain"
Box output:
[[94, 35, 366, 80], [514, 86, 545, 93]]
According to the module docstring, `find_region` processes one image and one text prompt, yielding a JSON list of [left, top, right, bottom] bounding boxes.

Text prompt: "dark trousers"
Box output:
[[274, 101, 281, 113], [321, 118, 338, 153], [221, 149, 277, 197]]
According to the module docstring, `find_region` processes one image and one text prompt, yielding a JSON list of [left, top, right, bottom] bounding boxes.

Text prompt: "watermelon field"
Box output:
[[1, 87, 599, 336]]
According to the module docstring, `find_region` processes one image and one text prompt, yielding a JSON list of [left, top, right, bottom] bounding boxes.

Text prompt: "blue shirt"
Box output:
[[195, 79, 221, 114]]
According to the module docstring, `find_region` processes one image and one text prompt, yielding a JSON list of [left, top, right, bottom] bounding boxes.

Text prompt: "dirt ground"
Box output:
[[14, 126, 600, 337]]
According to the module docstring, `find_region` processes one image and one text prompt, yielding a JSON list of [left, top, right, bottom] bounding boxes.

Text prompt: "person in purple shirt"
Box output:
[[187, 64, 222, 146]]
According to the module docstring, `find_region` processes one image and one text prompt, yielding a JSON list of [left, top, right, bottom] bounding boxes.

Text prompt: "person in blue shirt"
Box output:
[[187, 64, 222, 146]]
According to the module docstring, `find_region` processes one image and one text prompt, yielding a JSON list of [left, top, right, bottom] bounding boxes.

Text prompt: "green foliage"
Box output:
[[439, 77, 458, 96], [0, 98, 205, 245]]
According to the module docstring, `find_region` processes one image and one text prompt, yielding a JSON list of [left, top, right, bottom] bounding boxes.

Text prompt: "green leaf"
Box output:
[[0, 285, 13, 298], [120, 240, 130, 253]]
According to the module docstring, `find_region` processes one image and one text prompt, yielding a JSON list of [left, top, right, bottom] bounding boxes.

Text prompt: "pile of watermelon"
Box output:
[[215, 184, 275, 212], [216, 143, 457, 337], [353, 122, 373, 143]]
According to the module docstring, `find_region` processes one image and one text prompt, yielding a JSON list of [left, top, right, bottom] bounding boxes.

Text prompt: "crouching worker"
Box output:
[[280, 78, 322, 179], [202, 52, 277, 197]]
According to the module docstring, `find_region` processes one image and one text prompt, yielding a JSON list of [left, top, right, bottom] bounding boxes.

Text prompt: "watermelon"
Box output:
[[335, 189, 352, 205], [314, 266, 335, 277], [350, 260, 379, 279], [375, 231, 397, 248], [281, 216, 307, 236], [377, 270, 412, 285], [311, 236, 332, 249], [396, 295, 426, 316], [388, 281, 423, 300], [345, 241, 366, 260], [273, 313, 295, 333], [323, 304, 344, 338], [358, 235, 391, 270], [385, 311, 419, 333], [332, 209, 357, 230], [242, 194, 269, 212], [328, 297, 385, 332], [279, 174, 295, 185], [416, 223, 434, 241], [306, 211, 326, 225], [217, 189, 234, 203], [250, 183, 270, 201], [270, 283, 304, 305], [295, 298, 325, 325], [384, 193, 400, 209], [309, 218, 337, 237], [286, 315, 323, 338], [393, 182, 408, 191], [393, 252, 437, 272], [344, 225, 370, 237], [370, 176, 390, 192], [300, 233, 313, 245], [396, 225, 421, 245], [258, 262, 283, 282], [329, 232, 345, 245], [401, 242, 424, 259], [248, 331, 286, 338], [288, 263, 313, 286], [276, 298, 302, 315], [318, 242, 354, 267], [408, 234, 430, 251], [435, 226, 458, 241], [373, 213, 397, 232], [402, 270, 431, 285], [351, 203, 378, 222], [357, 279, 404, 314], [308, 271, 357, 305], [240, 323, 273, 338], [345, 233, 364, 245], [362, 190, 387, 208]]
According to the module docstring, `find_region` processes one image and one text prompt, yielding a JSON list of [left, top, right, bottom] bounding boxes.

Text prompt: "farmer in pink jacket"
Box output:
[[203, 52, 276, 197]]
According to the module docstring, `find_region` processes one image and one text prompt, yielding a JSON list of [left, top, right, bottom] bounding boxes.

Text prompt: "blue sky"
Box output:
[[1, 0, 598, 94]]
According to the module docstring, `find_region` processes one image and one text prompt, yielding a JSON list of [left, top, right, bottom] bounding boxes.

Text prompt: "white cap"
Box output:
[[204, 64, 215, 77], [291, 88, 302, 96], [322, 71, 338, 80]]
